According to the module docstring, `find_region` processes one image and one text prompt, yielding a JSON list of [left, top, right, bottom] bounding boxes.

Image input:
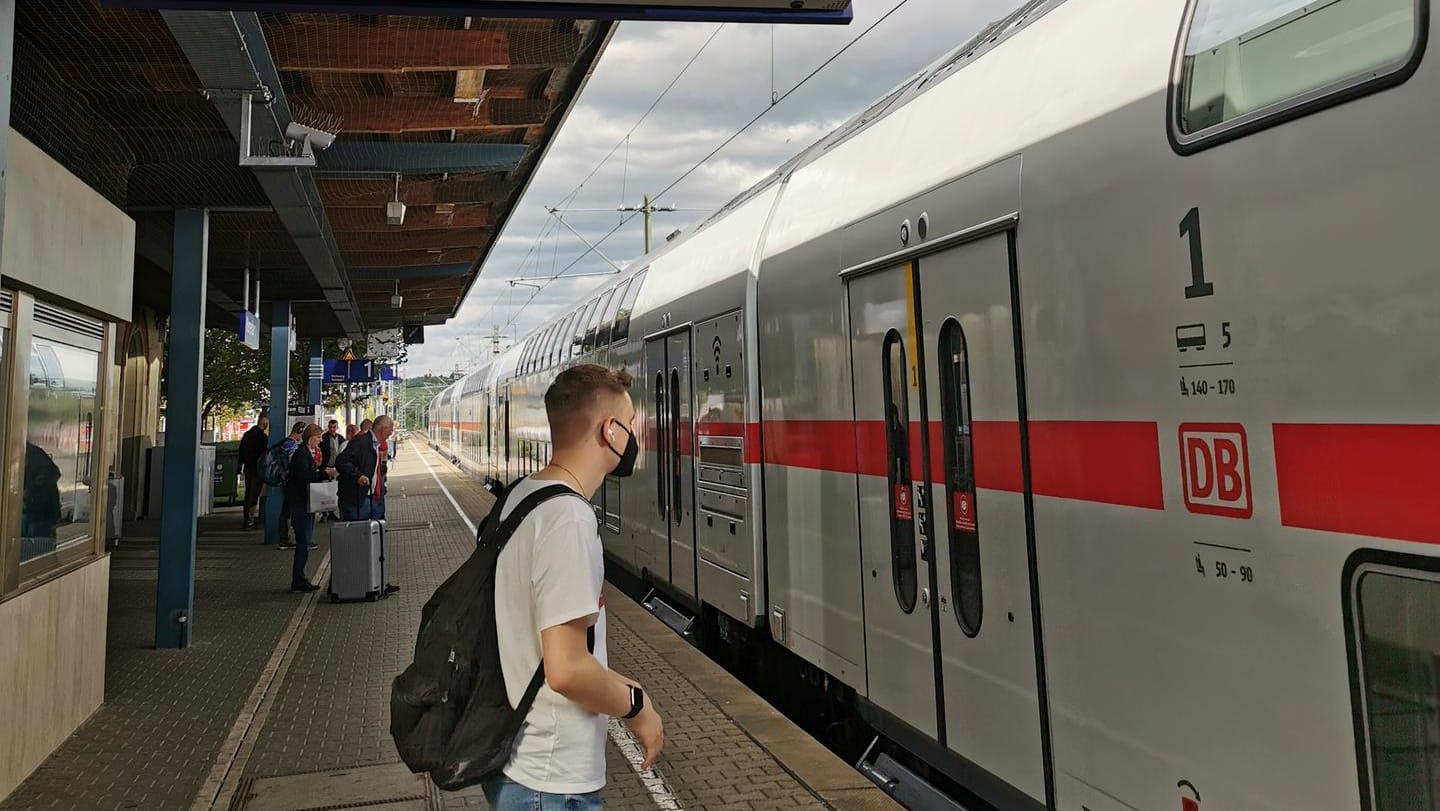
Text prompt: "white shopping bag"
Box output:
[[308, 481, 338, 513]]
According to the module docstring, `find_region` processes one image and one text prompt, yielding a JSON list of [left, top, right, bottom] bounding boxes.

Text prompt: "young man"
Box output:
[[487, 364, 663, 810], [320, 419, 345, 521], [237, 413, 269, 530]]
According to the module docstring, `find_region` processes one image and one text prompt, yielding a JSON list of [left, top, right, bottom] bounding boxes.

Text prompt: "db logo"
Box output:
[[1178, 780, 1201, 811], [1179, 423, 1252, 519]]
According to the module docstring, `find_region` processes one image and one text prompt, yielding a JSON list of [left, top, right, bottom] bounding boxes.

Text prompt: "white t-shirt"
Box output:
[[493, 476, 608, 794]]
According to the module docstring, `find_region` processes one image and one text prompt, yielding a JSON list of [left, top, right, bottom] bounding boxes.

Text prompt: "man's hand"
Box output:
[[624, 697, 664, 769], [324, 467, 337, 479], [357, 475, 370, 488]]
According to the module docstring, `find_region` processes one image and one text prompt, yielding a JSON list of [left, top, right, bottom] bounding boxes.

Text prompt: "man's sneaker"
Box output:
[[278, 541, 295, 550], [383, 583, 400, 595], [291, 581, 320, 593], [309, 542, 319, 550]]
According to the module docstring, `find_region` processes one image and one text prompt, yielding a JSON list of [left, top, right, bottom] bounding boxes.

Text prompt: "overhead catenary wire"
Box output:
[[502, 0, 917, 331]]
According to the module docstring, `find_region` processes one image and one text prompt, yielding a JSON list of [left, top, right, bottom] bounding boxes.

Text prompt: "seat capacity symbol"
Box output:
[[1179, 423, 1252, 518]]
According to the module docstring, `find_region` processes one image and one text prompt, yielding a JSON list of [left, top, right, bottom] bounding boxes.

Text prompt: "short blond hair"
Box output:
[[545, 364, 633, 448]]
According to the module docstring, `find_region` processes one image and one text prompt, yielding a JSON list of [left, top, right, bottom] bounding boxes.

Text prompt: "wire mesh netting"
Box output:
[[8, 1, 608, 334]]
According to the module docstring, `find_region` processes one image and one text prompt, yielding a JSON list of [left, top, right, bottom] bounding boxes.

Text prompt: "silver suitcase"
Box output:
[[329, 519, 385, 602]]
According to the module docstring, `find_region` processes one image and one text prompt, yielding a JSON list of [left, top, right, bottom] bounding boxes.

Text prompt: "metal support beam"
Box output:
[[308, 339, 323, 411], [0, 0, 14, 259], [265, 300, 291, 545], [155, 209, 209, 650]]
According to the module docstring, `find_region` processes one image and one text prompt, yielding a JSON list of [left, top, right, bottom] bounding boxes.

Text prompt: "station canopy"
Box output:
[[9, 1, 626, 339], [108, 1, 854, 25]]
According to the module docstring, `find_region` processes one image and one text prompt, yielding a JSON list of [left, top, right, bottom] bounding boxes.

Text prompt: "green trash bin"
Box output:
[[214, 442, 240, 507]]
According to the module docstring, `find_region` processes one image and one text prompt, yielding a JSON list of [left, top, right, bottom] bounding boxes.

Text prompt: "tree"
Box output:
[[202, 329, 268, 421]]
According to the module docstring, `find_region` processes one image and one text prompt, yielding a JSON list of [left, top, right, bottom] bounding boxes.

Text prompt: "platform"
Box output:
[[0, 438, 899, 811]]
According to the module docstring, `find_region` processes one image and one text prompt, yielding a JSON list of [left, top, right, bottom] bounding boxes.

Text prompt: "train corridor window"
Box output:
[[1173, 0, 1423, 149], [573, 298, 600, 358], [881, 330, 918, 614], [1353, 566, 1440, 809], [553, 310, 579, 366], [938, 320, 982, 636], [612, 270, 647, 342], [598, 279, 632, 346], [583, 289, 616, 352]]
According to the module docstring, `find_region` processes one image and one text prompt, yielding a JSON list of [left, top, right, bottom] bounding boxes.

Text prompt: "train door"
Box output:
[[644, 330, 698, 600], [847, 233, 1046, 802]]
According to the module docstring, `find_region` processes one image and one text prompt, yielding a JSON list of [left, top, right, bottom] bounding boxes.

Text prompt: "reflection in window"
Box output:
[[881, 330, 917, 614], [655, 371, 666, 520], [598, 279, 631, 347], [21, 337, 99, 563], [670, 368, 682, 528], [1357, 569, 1440, 809], [1177, 0, 1419, 136], [584, 289, 616, 352], [613, 270, 647, 342], [938, 320, 982, 636]]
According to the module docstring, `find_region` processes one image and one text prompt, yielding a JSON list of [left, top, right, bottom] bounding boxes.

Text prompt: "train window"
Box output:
[[612, 270, 647, 342], [670, 368, 682, 528], [881, 330, 918, 614], [573, 298, 600, 358], [598, 279, 632, 346], [1353, 566, 1440, 809], [553, 310, 578, 366], [584, 288, 616, 352], [1173, 0, 1423, 150], [540, 324, 558, 370], [937, 320, 982, 636], [655, 371, 667, 520]]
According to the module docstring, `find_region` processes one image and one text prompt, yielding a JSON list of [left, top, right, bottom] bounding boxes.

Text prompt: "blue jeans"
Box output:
[[481, 775, 601, 810], [340, 495, 385, 522], [290, 511, 314, 586]]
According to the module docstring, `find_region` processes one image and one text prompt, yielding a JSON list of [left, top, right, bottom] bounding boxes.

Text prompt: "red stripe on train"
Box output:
[[759, 419, 1163, 509], [1275, 424, 1440, 543]]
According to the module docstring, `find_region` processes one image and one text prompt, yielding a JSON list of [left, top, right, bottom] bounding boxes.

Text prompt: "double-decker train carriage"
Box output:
[[428, 0, 1438, 807]]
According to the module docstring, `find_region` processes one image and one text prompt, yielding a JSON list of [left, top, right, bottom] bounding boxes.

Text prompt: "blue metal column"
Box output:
[[308, 339, 323, 412], [264, 300, 291, 545], [155, 209, 209, 649]]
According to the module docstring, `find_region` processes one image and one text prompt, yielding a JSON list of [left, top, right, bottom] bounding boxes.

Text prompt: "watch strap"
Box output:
[[622, 685, 644, 720]]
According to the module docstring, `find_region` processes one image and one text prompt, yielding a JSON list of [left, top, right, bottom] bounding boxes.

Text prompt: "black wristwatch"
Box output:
[[622, 685, 645, 719]]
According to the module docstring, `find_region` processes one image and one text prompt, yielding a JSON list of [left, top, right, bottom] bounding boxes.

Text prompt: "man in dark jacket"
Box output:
[[238, 413, 269, 530], [335, 414, 398, 594]]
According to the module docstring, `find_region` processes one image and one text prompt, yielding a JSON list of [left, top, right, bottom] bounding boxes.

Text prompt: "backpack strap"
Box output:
[[516, 623, 596, 722], [479, 480, 582, 551]]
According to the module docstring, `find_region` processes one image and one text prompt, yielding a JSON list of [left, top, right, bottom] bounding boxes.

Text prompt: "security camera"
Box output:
[[386, 200, 407, 226], [285, 122, 337, 156], [391, 294, 404, 309]]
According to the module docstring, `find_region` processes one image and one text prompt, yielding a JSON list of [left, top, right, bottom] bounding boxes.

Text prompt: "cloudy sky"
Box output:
[[404, 0, 1025, 376]]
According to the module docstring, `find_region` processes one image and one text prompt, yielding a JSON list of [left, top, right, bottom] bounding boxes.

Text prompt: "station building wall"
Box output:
[[0, 130, 133, 801]]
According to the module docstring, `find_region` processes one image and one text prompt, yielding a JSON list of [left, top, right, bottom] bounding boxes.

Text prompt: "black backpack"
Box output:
[[389, 478, 584, 790]]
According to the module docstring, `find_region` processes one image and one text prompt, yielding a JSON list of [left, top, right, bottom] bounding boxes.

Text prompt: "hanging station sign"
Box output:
[[102, 0, 852, 24], [237, 311, 260, 351]]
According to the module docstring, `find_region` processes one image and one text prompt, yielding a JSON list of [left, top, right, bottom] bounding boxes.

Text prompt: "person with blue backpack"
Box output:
[[260, 422, 307, 548]]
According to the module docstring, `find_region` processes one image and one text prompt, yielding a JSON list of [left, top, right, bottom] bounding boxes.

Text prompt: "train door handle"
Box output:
[[920, 588, 931, 607]]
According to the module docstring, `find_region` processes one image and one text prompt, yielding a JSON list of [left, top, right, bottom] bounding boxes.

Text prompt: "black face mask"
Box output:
[[605, 421, 638, 478]]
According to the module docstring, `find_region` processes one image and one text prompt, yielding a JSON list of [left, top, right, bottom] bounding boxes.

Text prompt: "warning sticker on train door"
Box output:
[[952, 490, 976, 532], [894, 484, 913, 521]]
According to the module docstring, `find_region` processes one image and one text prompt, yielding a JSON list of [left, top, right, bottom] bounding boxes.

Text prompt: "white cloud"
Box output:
[[405, 0, 1025, 376]]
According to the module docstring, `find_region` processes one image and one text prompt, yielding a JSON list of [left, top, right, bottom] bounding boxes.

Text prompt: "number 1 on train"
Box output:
[[1179, 207, 1214, 299]]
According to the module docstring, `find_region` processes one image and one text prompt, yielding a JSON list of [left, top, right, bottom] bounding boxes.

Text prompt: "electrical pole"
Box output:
[[619, 194, 678, 254]]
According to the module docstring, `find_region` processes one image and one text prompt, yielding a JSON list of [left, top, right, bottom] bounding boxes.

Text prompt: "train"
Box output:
[[426, 0, 1435, 808]]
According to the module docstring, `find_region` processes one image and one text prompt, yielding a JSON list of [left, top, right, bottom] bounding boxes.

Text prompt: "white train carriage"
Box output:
[[428, 0, 1437, 807]]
